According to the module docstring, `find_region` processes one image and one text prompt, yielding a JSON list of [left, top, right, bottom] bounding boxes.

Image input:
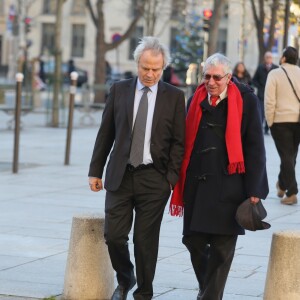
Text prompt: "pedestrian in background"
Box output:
[[67, 59, 76, 76], [162, 64, 181, 86], [232, 62, 252, 85], [88, 36, 185, 300], [186, 63, 199, 98], [252, 51, 278, 135], [170, 53, 269, 300], [265, 46, 300, 205]]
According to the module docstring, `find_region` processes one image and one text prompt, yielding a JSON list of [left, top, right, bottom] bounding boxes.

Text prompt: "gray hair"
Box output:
[[133, 36, 171, 70], [203, 53, 232, 75]]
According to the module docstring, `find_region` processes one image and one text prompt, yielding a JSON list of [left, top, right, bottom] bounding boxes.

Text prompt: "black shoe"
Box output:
[[111, 276, 136, 300]]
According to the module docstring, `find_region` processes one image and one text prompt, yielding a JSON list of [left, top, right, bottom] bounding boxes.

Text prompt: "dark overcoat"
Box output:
[[183, 80, 269, 236], [252, 63, 278, 101]]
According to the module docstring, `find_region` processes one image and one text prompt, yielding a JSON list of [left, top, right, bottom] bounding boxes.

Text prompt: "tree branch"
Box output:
[[105, 1, 146, 51], [85, 0, 98, 27]]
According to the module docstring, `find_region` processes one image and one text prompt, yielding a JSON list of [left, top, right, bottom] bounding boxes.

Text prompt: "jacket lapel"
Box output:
[[151, 80, 166, 136], [126, 78, 138, 129]]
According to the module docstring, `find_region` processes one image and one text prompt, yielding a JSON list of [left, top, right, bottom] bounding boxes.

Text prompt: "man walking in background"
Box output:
[[88, 36, 185, 300], [253, 51, 278, 135], [265, 46, 300, 205]]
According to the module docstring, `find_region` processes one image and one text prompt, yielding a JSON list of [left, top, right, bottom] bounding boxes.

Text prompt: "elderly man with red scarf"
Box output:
[[170, 53, 269, 300]]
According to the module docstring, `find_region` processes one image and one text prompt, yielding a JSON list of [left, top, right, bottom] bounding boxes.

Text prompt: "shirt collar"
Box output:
[[137, 78, 158, 93], [208, 86, 228, 102]]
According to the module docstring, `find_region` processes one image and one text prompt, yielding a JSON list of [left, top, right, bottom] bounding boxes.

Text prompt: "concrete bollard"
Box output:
[[264, 230, 300, 300], [63, 214, 114, 300]]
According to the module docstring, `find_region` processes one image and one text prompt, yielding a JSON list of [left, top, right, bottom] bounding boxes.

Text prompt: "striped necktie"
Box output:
[[211, 96, 219, 107], [129, 87, 150, 167]]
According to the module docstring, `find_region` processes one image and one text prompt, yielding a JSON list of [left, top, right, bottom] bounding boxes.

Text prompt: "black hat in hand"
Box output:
[[235, 198, 271, 231]]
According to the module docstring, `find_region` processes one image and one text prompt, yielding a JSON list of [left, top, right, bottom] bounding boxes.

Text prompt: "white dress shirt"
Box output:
[[208, 87, 228, 106]]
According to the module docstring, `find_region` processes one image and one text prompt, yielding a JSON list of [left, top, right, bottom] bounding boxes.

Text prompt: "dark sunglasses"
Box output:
[[203, 73, 228, 81]]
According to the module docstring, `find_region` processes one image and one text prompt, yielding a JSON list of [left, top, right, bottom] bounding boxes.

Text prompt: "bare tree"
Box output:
[[144, 0, 159, 35], [207, 0, 228, 56], [250, 0, 280, 63], [143, 0, 179, 36], [283, 0, 291, 48], [52, 0, 67, 127], [86, 0, 145, 103]]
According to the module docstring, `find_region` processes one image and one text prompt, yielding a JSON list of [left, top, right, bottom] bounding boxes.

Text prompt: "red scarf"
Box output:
[[170, 82, 245, 217]]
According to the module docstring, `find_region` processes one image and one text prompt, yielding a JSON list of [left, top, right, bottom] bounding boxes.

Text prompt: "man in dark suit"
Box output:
[[252, 51, 278, 135], [170, 53, 269, 300], [88, 36, 185, 300]]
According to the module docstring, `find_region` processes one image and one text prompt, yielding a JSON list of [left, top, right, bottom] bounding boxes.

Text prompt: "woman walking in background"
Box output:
[[233, 62, 252, 86]]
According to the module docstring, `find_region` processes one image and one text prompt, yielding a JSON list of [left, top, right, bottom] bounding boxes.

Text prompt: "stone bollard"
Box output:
[[264, 230, 300, 300], [63, 214, 114, 300]]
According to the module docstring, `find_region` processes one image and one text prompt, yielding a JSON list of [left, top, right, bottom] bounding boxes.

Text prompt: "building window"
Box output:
[[171, 0, 186, 20], [71, 24, 85, 57], [41, 23, 55, 54], [223, 4, 228, 19], [128, 26, 143, 60], [43, 0, 56, 15], [71, 0, 85, 15], [0, 35, 2, 65], [0, 0, 4, 16]]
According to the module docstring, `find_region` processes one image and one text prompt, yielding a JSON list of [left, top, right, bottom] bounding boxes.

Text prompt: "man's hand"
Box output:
[[89, 177, 103, 192], [249, 196, 260, 204]]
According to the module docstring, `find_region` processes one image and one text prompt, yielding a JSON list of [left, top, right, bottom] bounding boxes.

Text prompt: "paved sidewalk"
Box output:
[[0, 109, 299, 300]]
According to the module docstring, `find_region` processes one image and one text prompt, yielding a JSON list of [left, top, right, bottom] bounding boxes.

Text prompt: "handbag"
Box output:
[[281, 67, 300, 122]]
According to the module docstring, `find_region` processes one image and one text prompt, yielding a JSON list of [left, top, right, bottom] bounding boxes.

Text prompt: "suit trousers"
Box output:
[[104, 166, 171, 300], [183, 233, 238, 300], [270, 122, 300, 196]]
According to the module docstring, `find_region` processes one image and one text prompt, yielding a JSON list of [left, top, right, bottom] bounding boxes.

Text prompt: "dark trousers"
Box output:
[[183, 233, 238, 300], [270, 123, 300, 196], [258, 99, 269, 134], [104, 167, 171, 300]]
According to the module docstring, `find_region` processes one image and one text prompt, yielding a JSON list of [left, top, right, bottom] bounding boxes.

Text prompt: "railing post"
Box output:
[[13, 73, 24, 174], [64, 71, 78, 165]]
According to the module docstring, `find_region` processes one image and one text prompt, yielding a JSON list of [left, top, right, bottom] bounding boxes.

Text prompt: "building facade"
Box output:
[[0, 0, 290, 83]]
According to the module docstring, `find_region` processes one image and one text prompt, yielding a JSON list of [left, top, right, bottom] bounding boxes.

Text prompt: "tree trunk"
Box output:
[[52, 0, 65, 127], [250, 0, 279, 64], [93, 0, 106, 104], [283, 0, 290, 49], [207, 0, 227, 56]]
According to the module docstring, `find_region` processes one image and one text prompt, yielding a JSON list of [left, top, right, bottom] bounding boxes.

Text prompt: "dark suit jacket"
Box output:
[[88, 78, 186, 191], [252, 63, 278, 101]]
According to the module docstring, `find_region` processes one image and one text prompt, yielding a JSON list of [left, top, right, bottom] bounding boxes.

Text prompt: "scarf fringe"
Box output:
[[169, 204, 183, 217], [228, 162, 245, 174]]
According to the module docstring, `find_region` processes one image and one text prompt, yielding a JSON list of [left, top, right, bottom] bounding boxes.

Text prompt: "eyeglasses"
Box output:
[[203, 73, 228, 81]]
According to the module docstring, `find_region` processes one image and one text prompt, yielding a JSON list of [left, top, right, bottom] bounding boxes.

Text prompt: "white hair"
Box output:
[[133, 36, 171, 70], [204, 53, 232, 75]]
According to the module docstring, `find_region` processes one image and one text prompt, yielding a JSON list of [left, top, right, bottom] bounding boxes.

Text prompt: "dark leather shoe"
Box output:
[[111, 277, 136, 300]]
